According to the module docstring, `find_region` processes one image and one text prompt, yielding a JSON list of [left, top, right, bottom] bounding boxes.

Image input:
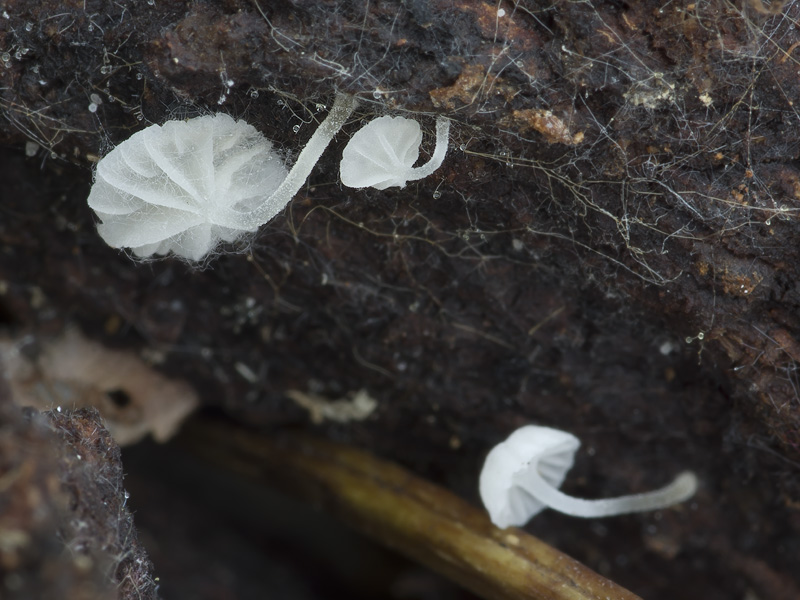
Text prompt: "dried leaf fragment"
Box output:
[[504, 109, 584, 145], [286, 388, 377, 424], [1, 328, 198, 445]]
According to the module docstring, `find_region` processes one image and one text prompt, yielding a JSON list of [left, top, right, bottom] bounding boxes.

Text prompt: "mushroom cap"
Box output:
[[87, 113, 288, 260], [479, 425, 580, 528], [340, 115, 423, 190]]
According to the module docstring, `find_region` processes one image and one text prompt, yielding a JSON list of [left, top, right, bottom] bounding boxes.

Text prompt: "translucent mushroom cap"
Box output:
[[340, 115, 423, 190], [480, 425, 698, 528], [87, 113, 289, 261], [340, 114, 450, 190], [479, 425, 580, 528]]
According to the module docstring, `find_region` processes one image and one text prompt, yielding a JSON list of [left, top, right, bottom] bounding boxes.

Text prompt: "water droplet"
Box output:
[[1, 52, 10, 63], [432, 190, 442, 199], [276, 99, 285, 107], [88, 102, 98, 113], [315, 103, 325, 112], [765, 219, 771, 225], [24, 22, 33, 31], [372, 90, 382, 99], [249, 89, 259, 98], [136, 113, 144, 121], [147, 0, 155, 5], [292, 124, 301, 133], [100, 65, 111, 74], [459, 144, 466, 151], [135, 72, 143, 80], [87, 24, 94, 32], [90, 93, 102, 104]]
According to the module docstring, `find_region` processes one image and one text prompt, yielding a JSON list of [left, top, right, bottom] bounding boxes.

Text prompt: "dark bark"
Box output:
[[1, 0, 800, 598]]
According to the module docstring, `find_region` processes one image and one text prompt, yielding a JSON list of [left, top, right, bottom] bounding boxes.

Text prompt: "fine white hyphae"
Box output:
[[340, 114, 450, 190], [88, 93, 358, 261], [479, 425, 698, 528]]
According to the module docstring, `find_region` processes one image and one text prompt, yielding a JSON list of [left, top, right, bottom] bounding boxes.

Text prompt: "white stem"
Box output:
[[407, 116, 450, 181], [224, 92, 359, 229], [518, 469, 697, 518]]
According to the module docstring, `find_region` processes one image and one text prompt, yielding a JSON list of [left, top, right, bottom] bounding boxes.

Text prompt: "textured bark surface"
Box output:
[[0, 394, 157, 599], [2, 0, 800, 598]]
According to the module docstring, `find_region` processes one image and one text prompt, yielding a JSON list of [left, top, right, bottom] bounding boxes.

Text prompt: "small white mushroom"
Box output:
[[88, 113, 287, 260], [340, 114, 450, 190], [479, 425, 698, 528], [88, 93, 358, 261]]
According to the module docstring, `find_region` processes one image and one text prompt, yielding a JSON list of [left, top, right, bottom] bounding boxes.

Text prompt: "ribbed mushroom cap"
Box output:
[[340, 115, 423, 190], [87, 93, 359, 261], [88, 113, 287, 260], [479, 425, 580, 528]]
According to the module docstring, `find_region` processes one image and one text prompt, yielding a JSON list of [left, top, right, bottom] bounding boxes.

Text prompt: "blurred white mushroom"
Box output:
[[479, 425, 698, 528]]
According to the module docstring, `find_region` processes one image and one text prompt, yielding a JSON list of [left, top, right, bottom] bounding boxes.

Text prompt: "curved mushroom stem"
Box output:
[[222, 92, 359, 230], [517, 470, 698, 518], [407, 116, 451, 182]]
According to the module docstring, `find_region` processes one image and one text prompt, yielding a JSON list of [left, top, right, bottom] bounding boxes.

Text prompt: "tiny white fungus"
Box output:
[[340, 114, 450, 190], [479, 425, 698, 528], [87, 112, 288, 260], [87, 93, 358, 260]]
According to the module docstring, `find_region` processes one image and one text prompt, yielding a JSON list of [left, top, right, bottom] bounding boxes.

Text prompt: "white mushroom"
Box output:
[[479, 425, 698, 528], [340, 114, 450, 190], [88, 93, 358, 261]]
